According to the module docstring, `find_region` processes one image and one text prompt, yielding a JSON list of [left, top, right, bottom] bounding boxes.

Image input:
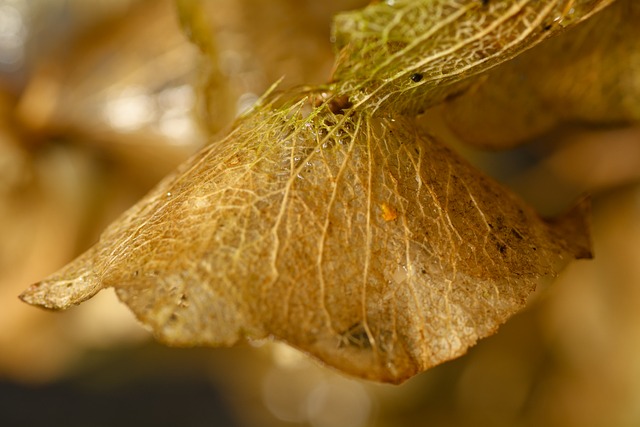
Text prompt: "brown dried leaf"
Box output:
[[331, 0, 613, 114], [440, 0, 640, 148], [20, 0, 601, 383], [21, 89, 590, 383]]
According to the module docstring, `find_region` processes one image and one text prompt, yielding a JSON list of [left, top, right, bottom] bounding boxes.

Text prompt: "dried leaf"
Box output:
[[21, 89, 591, 382], [20, 0, 601, 383], [331, 0, 613, 114], [439, 0, 640, 148]]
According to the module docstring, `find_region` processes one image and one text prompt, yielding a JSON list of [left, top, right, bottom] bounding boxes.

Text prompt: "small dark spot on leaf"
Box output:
[[497, 242, 507, 255], [410, 73, 423, 83], [179, 294, 189, 307]]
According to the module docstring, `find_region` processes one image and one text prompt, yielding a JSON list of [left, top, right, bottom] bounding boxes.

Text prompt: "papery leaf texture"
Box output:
[[20, 0, 605, 383], [331, 0, 613, 113], [439, 0, 640, 148]]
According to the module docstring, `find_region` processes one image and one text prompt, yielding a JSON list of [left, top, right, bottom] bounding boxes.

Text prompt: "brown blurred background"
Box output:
[[1, 1, 640, 426]]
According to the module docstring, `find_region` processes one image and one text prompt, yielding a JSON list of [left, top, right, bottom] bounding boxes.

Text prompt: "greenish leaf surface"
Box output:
[[331, 0, 613, 114]]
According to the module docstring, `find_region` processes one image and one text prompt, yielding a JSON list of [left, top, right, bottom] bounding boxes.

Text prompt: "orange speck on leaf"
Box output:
[[381, 202, 397, 222]]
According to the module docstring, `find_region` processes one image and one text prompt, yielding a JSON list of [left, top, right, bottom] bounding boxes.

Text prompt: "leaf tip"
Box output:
[[19, 248, 105, 310], [19, 274, 103, 311]]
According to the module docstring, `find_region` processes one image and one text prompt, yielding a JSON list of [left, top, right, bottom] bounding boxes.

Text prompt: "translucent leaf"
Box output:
[[331, 0, 613, 114], [20, 0, 602, 383], [439, 0, 640, 148], [21, 89, 591, 383]]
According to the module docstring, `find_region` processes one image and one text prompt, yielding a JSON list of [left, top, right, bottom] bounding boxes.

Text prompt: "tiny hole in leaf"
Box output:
[[497, 243, 507, 255]]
